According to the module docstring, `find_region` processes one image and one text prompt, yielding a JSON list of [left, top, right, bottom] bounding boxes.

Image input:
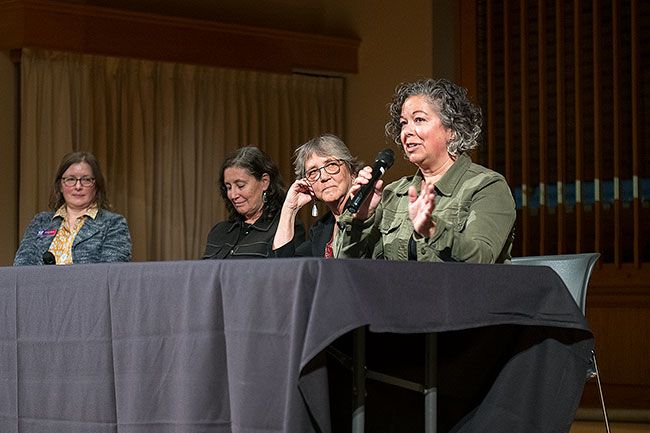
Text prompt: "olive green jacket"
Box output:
[[334, 153, 516, 263]]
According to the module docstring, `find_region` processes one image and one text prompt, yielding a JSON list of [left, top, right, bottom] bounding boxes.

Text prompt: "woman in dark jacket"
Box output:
[[273, 134, 360, 257], [203, 146, 304, 259]]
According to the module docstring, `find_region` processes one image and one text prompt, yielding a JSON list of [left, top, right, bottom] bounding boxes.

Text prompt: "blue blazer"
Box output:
[[14, 209, 132, 266]]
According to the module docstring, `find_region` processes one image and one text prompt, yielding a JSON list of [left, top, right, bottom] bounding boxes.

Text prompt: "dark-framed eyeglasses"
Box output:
[[305, 161, 343, 182], [61, 176, 96, 187]]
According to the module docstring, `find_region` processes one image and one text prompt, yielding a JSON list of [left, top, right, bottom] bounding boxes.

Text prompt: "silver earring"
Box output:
[[311, 201, 318, 217], [262, 191, 268, 203]]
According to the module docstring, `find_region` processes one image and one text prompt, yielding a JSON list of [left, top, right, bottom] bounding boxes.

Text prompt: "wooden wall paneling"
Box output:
[[631, 0, 640, 268], [0, 0, 359, 75], [473, 0, 650, 412], [520, 0, 530, 256], [487, 0, 496, 169], [556, 0, 566, 254], [538, 0, 547, 255], [503, 0, 513, 182], [459, 0, 478, 100], [575, 0, 584, 253], [582, 265, 650, 410], [593, 0, 602, 263], [590, 309, 650, 386], [612, 0, 622, 267]]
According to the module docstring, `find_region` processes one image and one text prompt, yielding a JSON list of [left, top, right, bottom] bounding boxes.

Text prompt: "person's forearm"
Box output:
[[272, 205, 299, 249]]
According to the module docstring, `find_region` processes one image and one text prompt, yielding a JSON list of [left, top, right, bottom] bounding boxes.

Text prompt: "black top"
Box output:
[[203, 213, 305, 259], [273, 212, 336, 258]]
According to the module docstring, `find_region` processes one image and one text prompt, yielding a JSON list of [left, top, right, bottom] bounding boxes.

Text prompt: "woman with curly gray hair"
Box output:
[[335, 78, 516, 263]]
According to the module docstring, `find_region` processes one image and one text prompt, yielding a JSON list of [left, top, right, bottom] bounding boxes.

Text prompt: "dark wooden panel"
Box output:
[[462, 0, 650, 414], [581, 383, 650, 410], [0, 0, 359, 74], [579, 264, 650, 410]]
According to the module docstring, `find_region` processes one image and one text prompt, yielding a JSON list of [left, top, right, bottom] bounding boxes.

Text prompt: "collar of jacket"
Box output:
[[47, 209, 104, 246], [226, 215, 277, 233], [394, 153, 472, 198]]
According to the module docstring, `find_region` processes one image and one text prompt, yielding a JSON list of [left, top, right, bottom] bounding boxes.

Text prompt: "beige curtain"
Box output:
[[18, 48, 344, 261]]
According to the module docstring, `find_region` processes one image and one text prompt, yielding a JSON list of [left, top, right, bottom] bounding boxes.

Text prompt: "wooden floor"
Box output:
[[570, 422, 650, 433]]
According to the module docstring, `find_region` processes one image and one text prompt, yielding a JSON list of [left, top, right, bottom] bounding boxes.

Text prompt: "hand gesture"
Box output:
[[408, 181, 436, 238]]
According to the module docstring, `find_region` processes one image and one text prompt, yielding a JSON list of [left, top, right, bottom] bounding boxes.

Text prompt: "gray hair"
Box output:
[[293, 134, 361, 179], [385, 78, 482, 157]]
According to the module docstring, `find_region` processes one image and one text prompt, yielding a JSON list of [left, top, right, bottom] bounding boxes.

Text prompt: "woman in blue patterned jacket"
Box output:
[[14, 151, 132, 265]]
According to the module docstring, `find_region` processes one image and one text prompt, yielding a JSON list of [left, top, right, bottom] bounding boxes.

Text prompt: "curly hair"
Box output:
[[385, 78, 482, 157], [293, 134, 361, 180], [219, 146, 286, 222], [49, 151, 111, 211]]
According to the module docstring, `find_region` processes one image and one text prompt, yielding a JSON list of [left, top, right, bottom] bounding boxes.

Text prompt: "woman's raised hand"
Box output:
[[408, 180, 437, 238], [283, 178, 315, 213]]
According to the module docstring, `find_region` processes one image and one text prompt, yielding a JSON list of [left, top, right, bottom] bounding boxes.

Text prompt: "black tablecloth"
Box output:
[[0, 258, 593, 433]]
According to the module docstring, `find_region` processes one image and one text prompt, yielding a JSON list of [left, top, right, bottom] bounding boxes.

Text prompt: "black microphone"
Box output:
[[43, 251, 56, 265], [345, 148, 395, 214]]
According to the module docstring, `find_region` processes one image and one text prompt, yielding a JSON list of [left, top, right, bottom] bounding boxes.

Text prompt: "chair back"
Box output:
[[512, 253, 610, 431], [511, 253, 600, 313]]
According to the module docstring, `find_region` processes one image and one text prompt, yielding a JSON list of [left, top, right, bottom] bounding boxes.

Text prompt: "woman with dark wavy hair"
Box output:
[[203, 146, 304, 259], [335, 78, 516, 263], [14, 151, 132, 265]]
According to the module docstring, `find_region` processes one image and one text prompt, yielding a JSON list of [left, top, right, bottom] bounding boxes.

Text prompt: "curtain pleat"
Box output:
[[19, 48, 344, 261]]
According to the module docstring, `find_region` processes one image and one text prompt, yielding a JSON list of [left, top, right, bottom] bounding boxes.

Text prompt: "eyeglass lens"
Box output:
[[62, 177, 95, 187], [306, 162, 341, 181]]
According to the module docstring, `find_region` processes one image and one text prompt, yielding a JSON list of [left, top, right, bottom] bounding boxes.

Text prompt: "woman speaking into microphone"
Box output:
[[334, 78, 516, 264]]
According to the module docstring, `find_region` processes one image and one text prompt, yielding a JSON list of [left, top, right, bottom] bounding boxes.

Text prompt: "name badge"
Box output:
[[37, 229, 57, 238]]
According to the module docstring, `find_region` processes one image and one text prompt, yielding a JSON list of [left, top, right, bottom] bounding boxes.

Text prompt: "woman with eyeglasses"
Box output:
[[273, 134, 361, 257], [14, 151, 132, 265]]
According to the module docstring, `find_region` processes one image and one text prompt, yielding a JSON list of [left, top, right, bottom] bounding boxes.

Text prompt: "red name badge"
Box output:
[[37, 229, 57, 237]]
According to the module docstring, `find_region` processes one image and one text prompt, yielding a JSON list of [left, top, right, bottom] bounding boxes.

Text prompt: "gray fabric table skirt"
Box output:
[[0, 258, 593, 433]]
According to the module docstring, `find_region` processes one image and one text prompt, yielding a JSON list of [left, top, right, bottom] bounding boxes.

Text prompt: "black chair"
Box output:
[[511, 253, 610, 433]]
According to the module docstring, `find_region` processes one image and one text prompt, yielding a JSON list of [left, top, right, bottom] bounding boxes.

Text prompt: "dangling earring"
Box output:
[[262, 190, 268, 203], [311, 201, 319, 217]]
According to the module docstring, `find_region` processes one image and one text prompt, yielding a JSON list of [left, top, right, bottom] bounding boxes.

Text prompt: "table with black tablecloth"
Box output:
[[0, 258, 593, 433]]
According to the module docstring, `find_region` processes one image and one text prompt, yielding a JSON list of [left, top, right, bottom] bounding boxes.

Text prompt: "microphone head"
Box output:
[[376, 148, 395, 169], [42, 251, 56, 265]]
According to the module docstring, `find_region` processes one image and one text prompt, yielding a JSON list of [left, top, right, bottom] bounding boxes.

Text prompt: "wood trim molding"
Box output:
[[0, 0, 360, 74]]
